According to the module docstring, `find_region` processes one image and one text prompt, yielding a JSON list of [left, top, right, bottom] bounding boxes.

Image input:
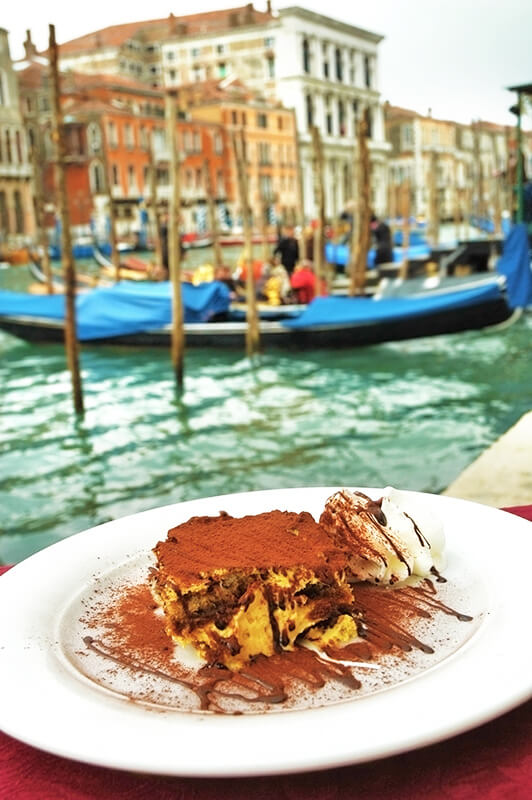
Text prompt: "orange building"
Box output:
[[17, 65, 230, 242], [181, 77, 300, 228]]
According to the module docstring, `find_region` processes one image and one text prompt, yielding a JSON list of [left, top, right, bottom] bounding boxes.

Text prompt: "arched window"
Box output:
[[302, 38, 310, 74], [89, 160, 105, 194]]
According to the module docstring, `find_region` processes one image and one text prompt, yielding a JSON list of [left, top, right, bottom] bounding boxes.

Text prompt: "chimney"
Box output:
[[23, 30, 37, 60], [266, 1, 272, 13]]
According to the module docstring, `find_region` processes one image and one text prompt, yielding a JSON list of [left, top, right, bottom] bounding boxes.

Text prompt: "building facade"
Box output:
[[385, 104, 522, 235], [38, 4, 390, 223], [0, 28, 34, 250]]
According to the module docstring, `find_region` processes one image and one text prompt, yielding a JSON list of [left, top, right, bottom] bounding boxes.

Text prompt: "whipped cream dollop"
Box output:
[[320, 487, 446, 584]]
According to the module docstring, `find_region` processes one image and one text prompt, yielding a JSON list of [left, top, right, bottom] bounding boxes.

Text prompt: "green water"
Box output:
[[1, 262, 531, 564]]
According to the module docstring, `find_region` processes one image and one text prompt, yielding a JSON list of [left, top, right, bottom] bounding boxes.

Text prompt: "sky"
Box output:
[[3, 1, 531, 127]]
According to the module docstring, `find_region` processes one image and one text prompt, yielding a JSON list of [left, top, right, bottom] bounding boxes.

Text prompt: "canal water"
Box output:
[[1, 255, 531, 564]]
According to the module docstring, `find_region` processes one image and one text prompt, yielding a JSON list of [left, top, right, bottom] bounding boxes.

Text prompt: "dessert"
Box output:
[[320, 487, 446, 584], [150, 509, 358, 670], [75, 488, 473, 714]]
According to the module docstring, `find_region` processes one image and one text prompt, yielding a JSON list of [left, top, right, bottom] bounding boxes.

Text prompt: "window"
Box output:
[[87, 122, 102, 154], [124, 123, 134, 148], [111, 164, 119, 186], [89, 161, 105, 194], [166, 50, 175, 61], [277, 115, 283, 131], [0, 191, 8, 233], [338, 99, 346, 136], [305, 94, 314, 129], [266, 56, 275, 78], [302, 38, 310, 74], [127, 165, 136, 191], [257, 112, 268, 128], [258, 142, 271, 165], [264, 37, 274, 48], [15, 130, 23, 162], [326, 107, 333, 135], [218, 62, 227, 78], [364, 55, 372, 88], [13, 190, 24, 233], [322, 43, 329, 78], [335, 48, 343, 82], [4, 129, 12, 163], [193, 131, 201, 152], [214, 133, 223, 154], [402, 124, 414, 147], [0, 71, 8, 106], [191, 47, 201, 57], [107, 121, 118, 148], [216, 43, 225, 54], [349, 51, 356, 85], [139, 126, 149, 149], [231, 110, 238, 125]]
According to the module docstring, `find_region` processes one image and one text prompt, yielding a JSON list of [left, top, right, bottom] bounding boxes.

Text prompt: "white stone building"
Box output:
[[160, 6, 390, 220]]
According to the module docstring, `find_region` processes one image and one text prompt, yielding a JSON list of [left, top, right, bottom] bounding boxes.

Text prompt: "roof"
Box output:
[[17, 63, 163, 98], [44, 5, 274, 56]]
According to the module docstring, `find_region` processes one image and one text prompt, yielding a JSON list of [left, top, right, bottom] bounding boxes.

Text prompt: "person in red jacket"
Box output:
[[290, 260, 318, 304]]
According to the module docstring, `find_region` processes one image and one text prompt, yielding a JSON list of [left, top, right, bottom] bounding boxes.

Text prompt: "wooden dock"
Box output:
[[442, 410, 532, 507]]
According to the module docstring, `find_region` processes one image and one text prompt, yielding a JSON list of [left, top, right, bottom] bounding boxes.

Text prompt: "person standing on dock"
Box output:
[[273, 225, 299, 275], [371, 214, 393, 266]]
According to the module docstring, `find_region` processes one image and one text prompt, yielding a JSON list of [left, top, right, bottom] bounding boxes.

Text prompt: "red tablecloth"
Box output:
[[1, 506, 531, 800]]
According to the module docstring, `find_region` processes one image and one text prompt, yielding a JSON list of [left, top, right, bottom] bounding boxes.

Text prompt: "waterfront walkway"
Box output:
[[442, 409, 532, 507]]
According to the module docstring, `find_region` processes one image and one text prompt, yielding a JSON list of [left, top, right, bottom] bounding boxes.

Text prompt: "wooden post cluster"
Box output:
[[49, 23, 84, 415]]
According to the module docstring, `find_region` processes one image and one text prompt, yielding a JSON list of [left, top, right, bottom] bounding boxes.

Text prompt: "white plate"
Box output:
[[1, 487, 531, 777]]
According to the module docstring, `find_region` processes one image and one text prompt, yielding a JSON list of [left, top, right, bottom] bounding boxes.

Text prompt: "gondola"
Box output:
[[1, 225, 529, 351]]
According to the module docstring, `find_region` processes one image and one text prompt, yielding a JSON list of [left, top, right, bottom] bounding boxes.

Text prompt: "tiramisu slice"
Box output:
[[151, 510, 357, 670]]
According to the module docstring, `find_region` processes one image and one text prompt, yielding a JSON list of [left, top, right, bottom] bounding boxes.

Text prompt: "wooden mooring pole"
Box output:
[[349, 112, 371, 296], [101, 139, 121, 282], [231, 130, 260, 356], [165, 90, 185, 389], [203, 161, 222, 269], [310, 125, 326, 295], [399, 179, 411, 280], [49, 24, 84, 415], [31, 139, 54, 294], [148, 147, 163, 272]]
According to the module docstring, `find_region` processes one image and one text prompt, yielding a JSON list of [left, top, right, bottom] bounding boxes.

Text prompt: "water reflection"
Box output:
[[1, 311, 531, 564]]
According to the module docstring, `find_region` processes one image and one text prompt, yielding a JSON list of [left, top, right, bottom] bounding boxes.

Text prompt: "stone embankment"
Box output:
[[442, 410, 532, 507]]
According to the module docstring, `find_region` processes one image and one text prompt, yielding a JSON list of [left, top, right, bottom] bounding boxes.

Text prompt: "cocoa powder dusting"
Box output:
[[78, 576, 473, 714]]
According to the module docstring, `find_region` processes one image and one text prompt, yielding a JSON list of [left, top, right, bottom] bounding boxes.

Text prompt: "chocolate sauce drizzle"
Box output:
[[80, 577, 472, 714]]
